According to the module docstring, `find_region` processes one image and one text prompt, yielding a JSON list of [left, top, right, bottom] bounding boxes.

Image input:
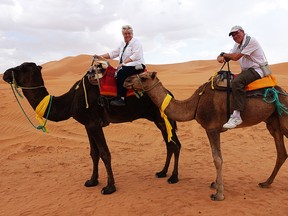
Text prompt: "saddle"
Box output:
[[211, 70, 278, 121], [212, 70, 277, 92], [87, 61, 135, 97]]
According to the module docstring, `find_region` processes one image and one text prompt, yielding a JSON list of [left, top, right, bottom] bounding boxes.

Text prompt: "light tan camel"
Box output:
[[124, 71, 288, 201]]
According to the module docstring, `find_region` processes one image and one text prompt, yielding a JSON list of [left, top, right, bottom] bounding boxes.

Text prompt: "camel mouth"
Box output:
[[3, 69, 13, 83], [123, 77, 134, 89]]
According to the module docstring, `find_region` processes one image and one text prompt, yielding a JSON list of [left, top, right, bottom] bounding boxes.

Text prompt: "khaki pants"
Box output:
[[232, 68, 261, 111]]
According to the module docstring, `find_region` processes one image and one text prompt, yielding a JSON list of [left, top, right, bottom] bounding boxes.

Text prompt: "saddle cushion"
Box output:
[[246, 75, 277, 91], [99, 65, 135, 97]]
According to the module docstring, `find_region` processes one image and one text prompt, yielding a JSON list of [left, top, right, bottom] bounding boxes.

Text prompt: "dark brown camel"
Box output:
[[2, 62, 182, 195], [124, 71, 288, 201]]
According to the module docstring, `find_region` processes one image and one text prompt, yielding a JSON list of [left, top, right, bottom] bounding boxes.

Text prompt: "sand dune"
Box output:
[[1, 55, 288, 216]]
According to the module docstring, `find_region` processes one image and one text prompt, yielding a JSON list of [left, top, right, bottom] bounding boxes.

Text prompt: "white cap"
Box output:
[[229, 25, 244, 36]]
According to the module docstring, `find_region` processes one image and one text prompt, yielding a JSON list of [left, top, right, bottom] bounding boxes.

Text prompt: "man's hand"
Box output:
[[93, 54, 100, 59], [117, 63, 123, 69], [93, 54, 108, 60], [217, 56, 226, 63]]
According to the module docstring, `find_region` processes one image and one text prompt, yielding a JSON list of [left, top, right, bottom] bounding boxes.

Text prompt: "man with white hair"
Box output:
[[95, 25, 146, 106], [217, 25, 271, 129]]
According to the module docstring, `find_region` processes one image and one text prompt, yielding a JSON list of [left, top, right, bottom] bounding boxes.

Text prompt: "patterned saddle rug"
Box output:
[[88, 61, 135, 97]]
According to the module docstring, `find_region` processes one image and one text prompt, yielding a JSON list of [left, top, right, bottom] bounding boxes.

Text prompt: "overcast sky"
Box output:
[[1, 0, 288, 73]]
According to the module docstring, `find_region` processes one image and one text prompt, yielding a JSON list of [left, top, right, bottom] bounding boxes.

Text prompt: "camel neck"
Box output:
[[145, 82, 198, 122]]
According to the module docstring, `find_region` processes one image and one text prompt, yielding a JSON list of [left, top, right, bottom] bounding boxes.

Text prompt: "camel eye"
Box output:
[[140, 77, 147, 81]]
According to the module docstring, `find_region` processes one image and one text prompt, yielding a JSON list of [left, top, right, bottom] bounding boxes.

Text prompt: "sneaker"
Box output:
[[223, 116, 243, 129], [110, 98, 125, 106]]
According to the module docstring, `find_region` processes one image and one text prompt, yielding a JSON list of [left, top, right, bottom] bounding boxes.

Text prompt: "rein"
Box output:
[[9, 71, 52, 132]]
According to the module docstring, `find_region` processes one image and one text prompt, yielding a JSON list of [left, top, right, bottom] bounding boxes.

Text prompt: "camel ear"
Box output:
[[151, 71, 157, 79]]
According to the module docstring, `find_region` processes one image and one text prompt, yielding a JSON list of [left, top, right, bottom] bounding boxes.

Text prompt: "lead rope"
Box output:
[[9, 83, 53, 132]]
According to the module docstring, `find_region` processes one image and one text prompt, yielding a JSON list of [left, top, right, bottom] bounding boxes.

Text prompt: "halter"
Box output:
[[133, 73, 161, 92], [9, 70, 45, 98], [12, 70, 45, 89], [8, 70, 52, 132]]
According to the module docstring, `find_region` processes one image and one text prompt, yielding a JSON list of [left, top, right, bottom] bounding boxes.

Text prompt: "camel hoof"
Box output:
[[84, 179, 99, 187], [210, 182, 217, 189], [210, 193, 225, 201], [168, 175, 179, 184], [101, 185, 116, 194], [258, 182, 270, 188], [156, 171, 167, 178]]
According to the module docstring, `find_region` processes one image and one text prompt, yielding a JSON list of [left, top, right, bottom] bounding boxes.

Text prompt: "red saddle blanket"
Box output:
[[99, 65, 135, 97]]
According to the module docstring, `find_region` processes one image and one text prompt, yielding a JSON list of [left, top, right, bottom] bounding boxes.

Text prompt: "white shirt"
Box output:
[[230, 34, 267, 77], [108, 38, 145, 66]]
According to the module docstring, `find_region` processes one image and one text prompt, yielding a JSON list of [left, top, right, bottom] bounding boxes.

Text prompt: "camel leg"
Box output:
[[154, 120, 181, 184], [85, 126, 116, 194], [259, 115, 288, 187], [84, 126, 100, 187], [206, 129, 225, 201]]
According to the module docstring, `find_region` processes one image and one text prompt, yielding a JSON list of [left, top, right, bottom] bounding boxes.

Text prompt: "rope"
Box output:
[[10, 83, 53, 132], [210, 71, 218, 90], [263, 87, 288, 116], [82, 77, 89, 108], [199, 62, 231, 96], [160, 94, 173, 142], [35, 95, 53, 132]]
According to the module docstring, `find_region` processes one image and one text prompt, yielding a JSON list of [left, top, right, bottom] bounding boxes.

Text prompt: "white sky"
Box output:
[[1, 0, 288, 72]]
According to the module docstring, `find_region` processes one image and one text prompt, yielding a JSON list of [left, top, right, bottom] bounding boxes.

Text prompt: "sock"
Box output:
[[232, 110, 241, 119]]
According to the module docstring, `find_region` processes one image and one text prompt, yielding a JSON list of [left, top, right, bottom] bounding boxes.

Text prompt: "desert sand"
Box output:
[[1, 55, 288, 216]]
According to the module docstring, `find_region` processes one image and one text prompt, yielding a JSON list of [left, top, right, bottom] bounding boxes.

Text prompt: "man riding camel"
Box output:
[[217, 25, 271, 129]]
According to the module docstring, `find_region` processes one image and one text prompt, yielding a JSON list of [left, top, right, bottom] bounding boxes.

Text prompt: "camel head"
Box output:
[[3, 62, 44, 88], [124, 71, 158, 91]]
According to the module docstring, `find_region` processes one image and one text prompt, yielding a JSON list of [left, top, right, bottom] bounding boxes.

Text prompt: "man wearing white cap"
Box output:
[[217, 25, 271, 129]]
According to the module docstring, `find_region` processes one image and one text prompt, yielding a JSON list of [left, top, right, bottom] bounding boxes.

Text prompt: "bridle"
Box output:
[[7, 70, 52, 132], [8, 70, 45, 99], [132, 74, 161, 92]]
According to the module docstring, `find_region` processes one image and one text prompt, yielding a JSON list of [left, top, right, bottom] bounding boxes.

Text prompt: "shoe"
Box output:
[[223, 116, 243, 129], [110, 98, 125, 106]]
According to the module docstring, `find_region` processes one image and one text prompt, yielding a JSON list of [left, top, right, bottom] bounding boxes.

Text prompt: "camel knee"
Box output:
[[213, 156, 223, 169]]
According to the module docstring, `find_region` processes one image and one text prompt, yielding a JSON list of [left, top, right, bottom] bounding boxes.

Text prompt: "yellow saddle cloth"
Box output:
[[246, 75, 277, 91]]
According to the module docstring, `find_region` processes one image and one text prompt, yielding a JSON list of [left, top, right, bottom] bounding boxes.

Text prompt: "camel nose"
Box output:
[[3, 71, 13, 83], [123, 78, 132, 88]]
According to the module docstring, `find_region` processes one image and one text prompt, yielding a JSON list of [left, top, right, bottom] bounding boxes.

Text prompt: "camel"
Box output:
[[123, 71, 288, 201], [2, 62, 182, 195]]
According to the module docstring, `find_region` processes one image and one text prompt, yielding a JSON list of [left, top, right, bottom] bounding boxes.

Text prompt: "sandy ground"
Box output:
[[1, 55, 288, 216]]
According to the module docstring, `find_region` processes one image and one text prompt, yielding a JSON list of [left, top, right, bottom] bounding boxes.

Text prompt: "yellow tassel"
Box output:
[[160, 94, 173, 142], [35, 95, 51, 132]]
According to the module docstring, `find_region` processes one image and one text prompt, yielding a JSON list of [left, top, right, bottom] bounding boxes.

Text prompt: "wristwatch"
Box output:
[[220, 52, 225, 56]]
